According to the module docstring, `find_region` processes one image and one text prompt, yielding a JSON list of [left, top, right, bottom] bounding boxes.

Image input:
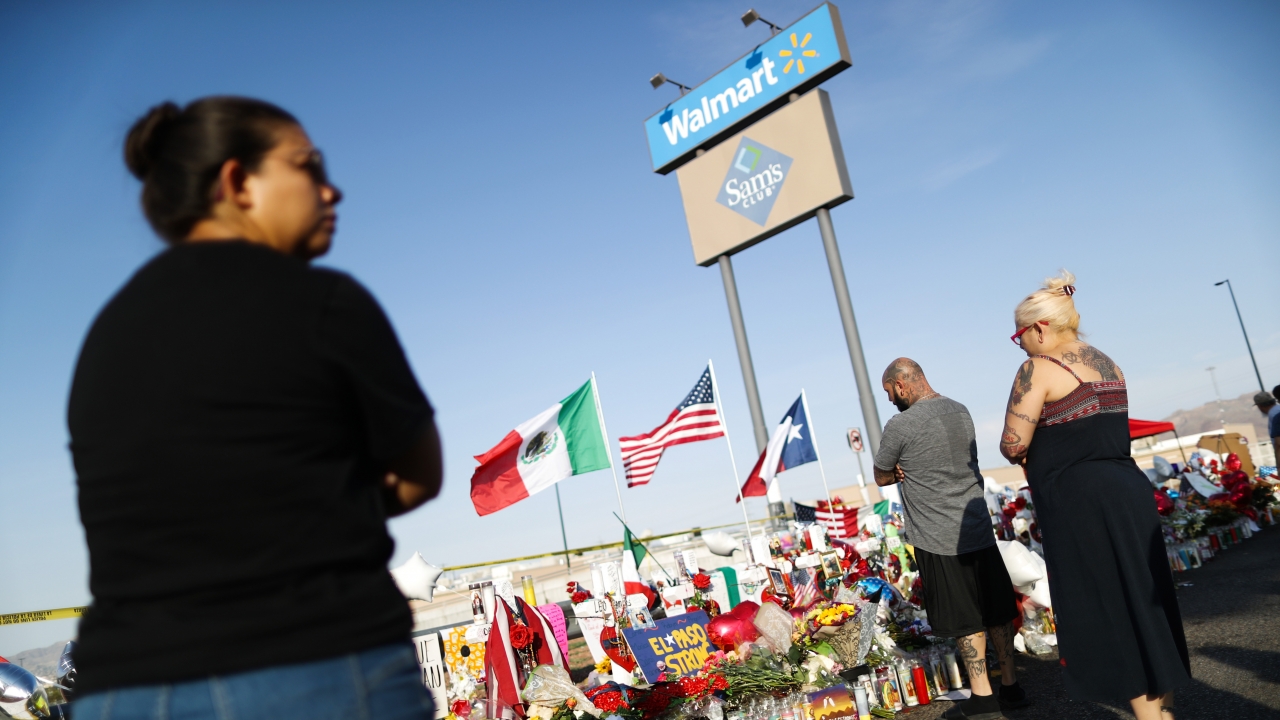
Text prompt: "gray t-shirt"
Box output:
[[874, 396, 994, 556]]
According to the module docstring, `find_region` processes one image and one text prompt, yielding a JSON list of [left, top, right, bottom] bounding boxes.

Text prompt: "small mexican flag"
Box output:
[[470, 379, 611, 516]]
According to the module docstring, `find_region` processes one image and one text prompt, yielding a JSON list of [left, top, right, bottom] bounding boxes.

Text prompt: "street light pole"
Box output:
[[1214, 279, 1266, 393]]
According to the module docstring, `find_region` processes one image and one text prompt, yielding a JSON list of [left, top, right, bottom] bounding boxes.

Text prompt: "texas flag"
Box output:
[[739, 395, 817, 502]]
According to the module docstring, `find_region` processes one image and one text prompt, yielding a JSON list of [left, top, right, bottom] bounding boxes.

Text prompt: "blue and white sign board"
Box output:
[[620, 610, 713, 683], [644, 3, 851, 175]]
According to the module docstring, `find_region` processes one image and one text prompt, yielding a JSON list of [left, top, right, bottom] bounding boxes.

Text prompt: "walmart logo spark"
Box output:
[[778, 32, 818, 74]]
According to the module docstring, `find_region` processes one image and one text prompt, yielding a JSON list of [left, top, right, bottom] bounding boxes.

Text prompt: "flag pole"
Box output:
[[554, 485, 571, 569], [591, 372, 627, 525], [708, 359, 756, 562], [801, 389, 835, 511], [614, 512, 676, 582]]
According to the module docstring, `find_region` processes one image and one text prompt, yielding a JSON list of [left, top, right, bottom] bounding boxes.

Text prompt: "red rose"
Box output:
[[693, 573, 711, 590], [708, 674, 729, 691], [592, 692, 624, 712], [571, 591, 589, 604], [676, 676, 708, 697], [510, 623, 534, 649], [1014, 497, 1028, 510]]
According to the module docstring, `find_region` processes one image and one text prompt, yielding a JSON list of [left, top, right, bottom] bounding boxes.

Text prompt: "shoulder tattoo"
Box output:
[[1078, 345, 1120, 381], [1010, 361, 1034, 405]]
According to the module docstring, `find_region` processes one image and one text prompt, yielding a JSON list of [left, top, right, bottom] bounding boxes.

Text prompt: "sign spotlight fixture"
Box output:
[[649, 73, 692, 95], [741, 9, 782, 35]]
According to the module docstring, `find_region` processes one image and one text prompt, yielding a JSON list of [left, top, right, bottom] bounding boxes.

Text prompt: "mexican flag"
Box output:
[[470, 379, 611, 516]]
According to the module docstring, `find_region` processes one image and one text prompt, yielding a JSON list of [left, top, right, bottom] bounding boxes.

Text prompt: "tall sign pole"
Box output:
[[718, 254, 769, 455], [646, 4, 863, 492], [816, 207, 882, 454]]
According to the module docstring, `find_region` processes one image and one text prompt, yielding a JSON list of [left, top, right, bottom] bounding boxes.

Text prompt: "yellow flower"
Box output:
[[595, 657, 612, 674]]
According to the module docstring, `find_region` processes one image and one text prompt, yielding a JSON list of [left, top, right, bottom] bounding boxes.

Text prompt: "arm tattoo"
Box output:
[[1078, 345, 1120, 381], [1009, 361, 1034, 405], [1007, 410, 1039, 424], [1001, 424, 1022, 445], [956, 635, 987, 681]]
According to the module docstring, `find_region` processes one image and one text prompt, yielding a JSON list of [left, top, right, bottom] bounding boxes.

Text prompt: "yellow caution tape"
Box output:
[[3, 515, 796, 624], [0, 606, 87, 626]]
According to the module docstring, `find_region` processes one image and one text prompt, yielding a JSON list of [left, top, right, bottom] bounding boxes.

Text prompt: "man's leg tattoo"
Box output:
[[957, 634, 987, 680], [987, 622, 1017, 684]]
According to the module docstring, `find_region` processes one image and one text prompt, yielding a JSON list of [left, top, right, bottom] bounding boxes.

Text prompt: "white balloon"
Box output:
[[997, 539, 1045, 586], [1027, 579, 1052, 609], [1153, 456, 1175, 479], [390, 551, 444, 602], [703, 531, 738, 556]]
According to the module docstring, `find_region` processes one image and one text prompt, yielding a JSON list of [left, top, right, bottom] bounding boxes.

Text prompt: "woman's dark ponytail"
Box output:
[[123, 96, 298, 243], [124, 102, 181, 181]]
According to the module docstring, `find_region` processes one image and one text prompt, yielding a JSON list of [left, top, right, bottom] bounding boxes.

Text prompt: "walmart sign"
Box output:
[[644, 3, 851, 174]]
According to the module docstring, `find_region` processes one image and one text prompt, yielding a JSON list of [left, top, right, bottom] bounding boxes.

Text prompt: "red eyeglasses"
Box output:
[[1011, 321, 1048, 346]]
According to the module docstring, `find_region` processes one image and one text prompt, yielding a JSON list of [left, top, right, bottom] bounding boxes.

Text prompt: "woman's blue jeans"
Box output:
[[72, 642, 435, 720]]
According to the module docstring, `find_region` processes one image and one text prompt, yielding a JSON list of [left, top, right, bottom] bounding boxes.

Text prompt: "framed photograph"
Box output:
[[767, 567, 791, 597], [629, 604, 657, 630], [820, 551, 842, 581]]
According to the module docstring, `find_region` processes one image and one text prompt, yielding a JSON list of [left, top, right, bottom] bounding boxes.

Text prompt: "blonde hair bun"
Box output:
[[1042, 269, 1076, 294], [1015, 269, 1081, 335]]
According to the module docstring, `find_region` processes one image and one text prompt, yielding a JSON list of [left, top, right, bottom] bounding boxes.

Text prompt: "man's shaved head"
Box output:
[[882, 357, 925, 385], [881, 358, 934, 412]]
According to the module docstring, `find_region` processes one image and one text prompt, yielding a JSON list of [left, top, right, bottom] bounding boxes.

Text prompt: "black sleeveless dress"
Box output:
[[1025, 356, 1190, 702]]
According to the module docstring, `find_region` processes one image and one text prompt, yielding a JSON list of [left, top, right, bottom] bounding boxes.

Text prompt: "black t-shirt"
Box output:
[[67, 241, 432, 693]]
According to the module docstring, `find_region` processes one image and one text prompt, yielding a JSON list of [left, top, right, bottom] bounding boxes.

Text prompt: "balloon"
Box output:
[[1153, 489, 1174, 516], [390, 552, 443, 602], [730, 600, 761, 621], [706, 607, 760, 651], [1228, 485, 1252, 507], [997, 539, 1046, 586], [1225, 453, 1242, 472], [703, 531, 738, 557], [1221, 470, 1249, 490]]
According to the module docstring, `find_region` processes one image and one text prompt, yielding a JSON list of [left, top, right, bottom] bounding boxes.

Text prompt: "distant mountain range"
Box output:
[[5, 639, 67, 680], [1162, 391, 1270, 438]]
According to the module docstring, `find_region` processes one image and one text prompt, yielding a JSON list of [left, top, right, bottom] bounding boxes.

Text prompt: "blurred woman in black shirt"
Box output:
[[68, 97, 442, 720]]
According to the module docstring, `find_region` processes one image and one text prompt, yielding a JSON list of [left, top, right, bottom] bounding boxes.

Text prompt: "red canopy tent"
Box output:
[[1129, 419, 1176, 439], [1129, 418, 1188, 463]]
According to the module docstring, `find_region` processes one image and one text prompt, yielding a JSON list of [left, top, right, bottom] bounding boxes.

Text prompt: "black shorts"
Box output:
[[914, 543, 1018, 638]]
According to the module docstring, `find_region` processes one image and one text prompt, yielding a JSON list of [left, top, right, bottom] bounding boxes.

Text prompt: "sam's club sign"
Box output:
[[716, 138, 792, 225], [644, 3, 850, 174]]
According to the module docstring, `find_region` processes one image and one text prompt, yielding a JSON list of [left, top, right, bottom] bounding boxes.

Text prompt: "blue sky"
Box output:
[[1, 0, 1277, 654]]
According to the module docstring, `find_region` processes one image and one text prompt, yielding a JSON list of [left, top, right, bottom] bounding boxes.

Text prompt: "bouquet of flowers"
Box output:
[[566, 581, 593, 605], [686, 573, 721, 617]]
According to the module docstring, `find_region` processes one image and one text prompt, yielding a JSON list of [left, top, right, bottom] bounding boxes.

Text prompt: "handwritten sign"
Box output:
[[536, 603, 570, 657], [412, 631, 449, 719], [620, 610, 712, 683]]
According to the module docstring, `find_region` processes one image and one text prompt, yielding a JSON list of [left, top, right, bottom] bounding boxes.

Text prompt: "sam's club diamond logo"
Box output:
[[715, 137, 793, 226]]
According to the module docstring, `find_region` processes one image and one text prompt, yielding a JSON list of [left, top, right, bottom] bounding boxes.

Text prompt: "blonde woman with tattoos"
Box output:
[[1000, 271, 1189, 720]]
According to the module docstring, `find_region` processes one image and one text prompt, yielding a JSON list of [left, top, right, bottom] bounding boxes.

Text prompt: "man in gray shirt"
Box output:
[[873, 358, 1026, 719]]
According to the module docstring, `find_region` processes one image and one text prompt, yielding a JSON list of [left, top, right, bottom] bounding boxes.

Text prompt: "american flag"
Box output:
[[794, 501, 863, 538], [619, 367, 724, 487]]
